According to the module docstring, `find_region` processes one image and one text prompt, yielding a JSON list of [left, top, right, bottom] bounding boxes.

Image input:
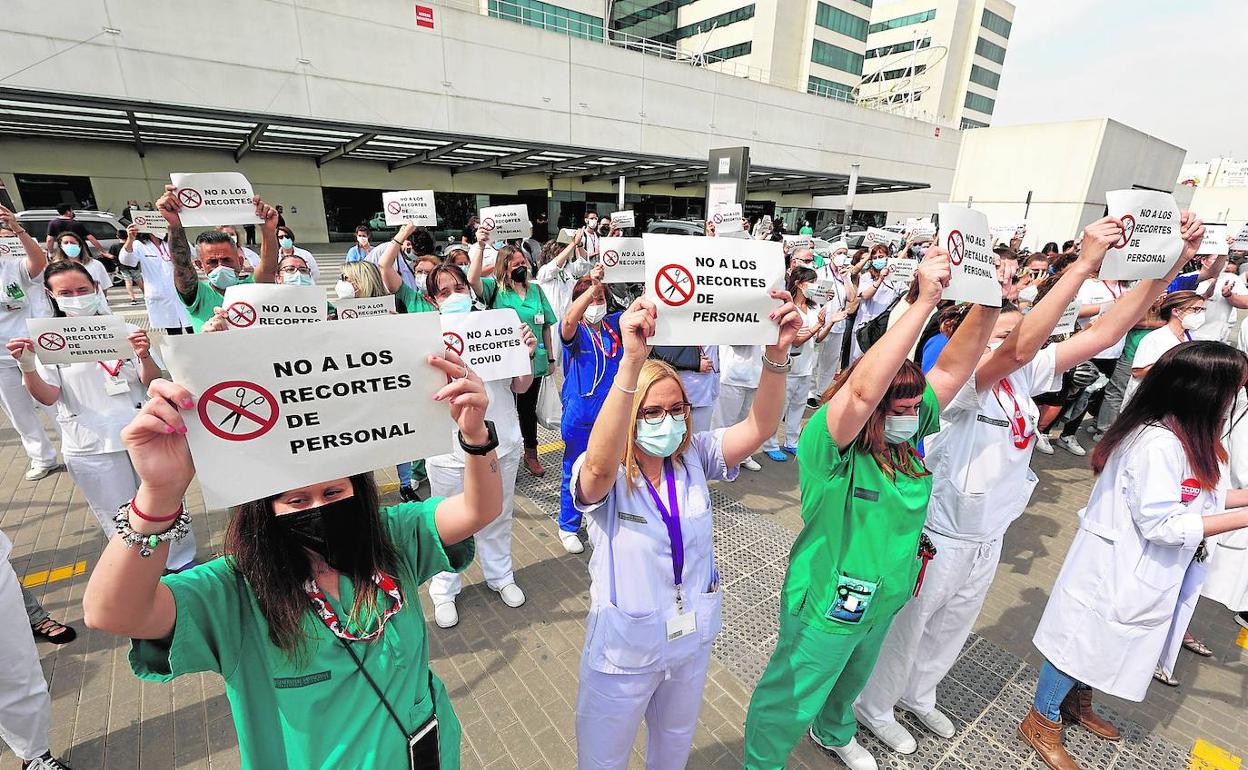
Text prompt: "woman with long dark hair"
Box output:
[[82, 351, 504, 769], [1022, 342, 1248, 770]]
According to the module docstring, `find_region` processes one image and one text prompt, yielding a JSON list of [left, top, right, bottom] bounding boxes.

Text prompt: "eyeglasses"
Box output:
[[638, 402, 691, 425], [279, 266, 311, 275]]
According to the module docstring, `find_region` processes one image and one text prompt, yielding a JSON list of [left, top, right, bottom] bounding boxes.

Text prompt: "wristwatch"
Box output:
[[458, 420, 499, 456]]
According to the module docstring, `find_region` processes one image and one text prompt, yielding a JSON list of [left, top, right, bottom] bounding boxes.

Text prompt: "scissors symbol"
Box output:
[[218, 387, 266, 431]]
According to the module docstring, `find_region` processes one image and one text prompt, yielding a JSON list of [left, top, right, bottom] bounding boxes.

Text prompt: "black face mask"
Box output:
[[510, 265, 529, 283], [274, 495, 365, 571]]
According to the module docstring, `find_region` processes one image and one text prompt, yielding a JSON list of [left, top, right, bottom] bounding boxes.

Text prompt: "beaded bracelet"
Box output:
[[112, 502, 192, 558]]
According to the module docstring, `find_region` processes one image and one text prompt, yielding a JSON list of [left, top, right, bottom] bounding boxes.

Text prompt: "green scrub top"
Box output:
[[396, 283, 436, 314], [130, 500, 474, 769], [182, 276, 255, 331], [480, 277, 555, 376], [784, 384, 940, 633]]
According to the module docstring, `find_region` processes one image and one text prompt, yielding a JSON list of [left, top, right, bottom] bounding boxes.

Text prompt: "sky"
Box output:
[[879, 0, 1246, 161]]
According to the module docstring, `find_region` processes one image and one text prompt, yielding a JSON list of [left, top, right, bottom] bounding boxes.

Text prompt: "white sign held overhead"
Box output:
[[709, 203, 744, 234], [1052, 298, 1081, 336], [805, 277, 844, 305], [334, 295, 396, 320], [1101, 190, 1185, 280], [0, 236, 25, 262], [130, 210, 169, 240], [643, 234, 785, 346], [221, 284, 326, 330], [989, 222, 1027, 245], [905, 218, 936, 238], [27, 315, 130, 365], [937, 203, 1002, 307], [610, 210, 635, 229], [865, 228, 903, 250], [169, 172, 263, 227], [159, 314, 455, 510], [1198, 224, 1229, 256], [1234, 223, 1248, 251], [479, 204, 531, 240], [886, 257, 917, 288], [782, 234, 812, 252], [599, 237, 645, 284], [439, 309, 530, 383], [382, 190, 437, 226]]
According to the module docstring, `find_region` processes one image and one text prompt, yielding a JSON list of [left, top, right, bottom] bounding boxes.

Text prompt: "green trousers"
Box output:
[[742, 609, 892, 769]]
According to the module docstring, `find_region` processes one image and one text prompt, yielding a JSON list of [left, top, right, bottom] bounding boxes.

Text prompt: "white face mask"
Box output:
[[56, 293, 101, 317], [882, 414, 920, 444], [1181, 311, 1206, 331], [584, 303, 607, 324], [356, 236, 369, 246], [334, 280, 357, 299]]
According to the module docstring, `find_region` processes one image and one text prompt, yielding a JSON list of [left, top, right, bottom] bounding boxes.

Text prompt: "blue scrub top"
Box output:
[[561, 312, 624, 418]]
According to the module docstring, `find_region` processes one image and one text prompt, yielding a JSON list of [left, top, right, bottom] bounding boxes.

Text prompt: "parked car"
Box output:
[[17, 209, 127, 279], [646, 219, 704, 236]]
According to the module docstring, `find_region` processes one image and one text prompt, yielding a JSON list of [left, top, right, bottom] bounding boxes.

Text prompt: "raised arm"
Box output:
[[466, 227, 490, 297], [155, 184, 200, 303], [1198, 252, 1229, 282], [252, 197, 280, 285], [6, 339, 60, 405], [721, 292, 802, 467], [120, 224, 141, 267], [926, 302, 1001, 408], [128, 329, 161, 385], [0, 206, 47, 280], [825, 249, 950, 446], [560, 264, 602, 342], [377, 224, 414, 294]]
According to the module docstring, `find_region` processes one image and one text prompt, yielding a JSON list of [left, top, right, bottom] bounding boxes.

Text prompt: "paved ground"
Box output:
[[2, 245, 1245, 769]]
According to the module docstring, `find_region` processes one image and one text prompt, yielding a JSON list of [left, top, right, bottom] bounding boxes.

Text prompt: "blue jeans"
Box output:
[[559, 416, 593, 533], [1034, 660, 1083, 721], [396, 459, 427, 488]]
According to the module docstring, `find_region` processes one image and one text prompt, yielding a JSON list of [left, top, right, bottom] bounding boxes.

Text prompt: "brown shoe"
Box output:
[[1060, 688, 1120, 741], [523, 447, 545, 477], [1018, 707, 1080, 770]]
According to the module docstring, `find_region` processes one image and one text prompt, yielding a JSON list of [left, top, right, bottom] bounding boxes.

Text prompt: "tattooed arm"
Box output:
[[156, 184, 200, 303]]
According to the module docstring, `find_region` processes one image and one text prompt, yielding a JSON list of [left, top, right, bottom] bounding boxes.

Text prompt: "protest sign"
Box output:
[[222, 284, 326, 330], [905, 218, 936, 238], [169, 172, 263, 227], [130, 210, 169, 240], [643, 234, 785, 345], [1235, 223, 1248, 251], [1052, 298, 1081, 336], [27, 315, 130, 365], [0, 236, 25, 262], [1101, 190, 1184, 280], [937, 203, 1002, 307], [382, 190, 437, 226], [806, 276, 845, 305], [709, 203, 744, 234], [160, 313, 454, 510], [610, 210, 635, 229], [439, 309, 530, 382], [782, 234, 812, 252], [886, 257, 917, 288], [334, 295, 396, 320], [1197, 224, 1229, 256], [479, 204, 531, 240], [990, 222, 1027, 245], [865, 228, 904, 251], [599, 237, 645, 284]]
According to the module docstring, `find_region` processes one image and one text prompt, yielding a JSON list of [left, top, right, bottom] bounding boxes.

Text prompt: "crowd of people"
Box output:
[[1, 188, 1246, 770]]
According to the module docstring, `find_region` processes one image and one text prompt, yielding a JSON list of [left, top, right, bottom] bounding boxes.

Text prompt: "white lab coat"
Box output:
[[1202, 393, 1248, 611], [1033, 425, 1223, 701]]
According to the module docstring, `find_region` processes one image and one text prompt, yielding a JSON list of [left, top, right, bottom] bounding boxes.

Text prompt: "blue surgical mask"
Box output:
[[492, 240, 507, 250], [62, 242, 82, 259], [872, 259, 887, 271], [282, 272, 313, 286], [635, 414, 687, 457], [207, 265, 239, 289], [278, 237, 294, 249], [883, 415, 920, 444], [439, 291, 473, 315]]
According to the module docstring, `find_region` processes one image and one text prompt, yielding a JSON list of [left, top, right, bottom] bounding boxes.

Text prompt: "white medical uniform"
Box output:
[[712, 345, 761, 430], [1192, 272, 1248, 342], [678, 346, 719, 434], [0, 258, 58, 469], [79, 259, 111, 301], [857, 348, 1061, 727], [1124, 326, 1188, 404], [1032, 425, 1223, 701], [764, 305, 820, 452], [120, 238, 193, 330], [427, 377, 523, 606], [572, 430, 734, 770], [849, 274, 899, 363], [1203, 393, 1248, 611], [37, 337, 197, 569], [811, 266, 850, 397], [0, 528, 52, 761], [1075, 279, 1127, 360]]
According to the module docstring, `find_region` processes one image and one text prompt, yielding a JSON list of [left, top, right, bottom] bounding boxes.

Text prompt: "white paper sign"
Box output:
[[382, 190, 437, 226], [479, 204, 531, 240], [130, 210, 169, 240], [159, 314, 454, 509], [886, 257, 917, 288], [1198, 224, 1229, 256], [222, 284, 327, 330], [782, 234, 813, 252], [905, 218, 936, 238], [334, 295, 396, 320], [709, 203, 744, 234], [990, 222, 1027, 245], [937, 204, 1002, 307], [26, 315, 130, 365], [806, 277, 844, 305], [0, 236, 25, 262], [610, 210, 635, 229], [169, 172, 263, 227], [439, 309, 530, 382], [1053, 298, 1081, 336], [1234, 223, 1248, 251], [1102, 190, 1185, 280], [643, 234, 785, 345], [865, 228, 903, 250], [599, 237, 645, 284]]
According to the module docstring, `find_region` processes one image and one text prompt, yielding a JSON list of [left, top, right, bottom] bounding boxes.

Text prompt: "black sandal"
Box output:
[[31, 616, 78, 645]]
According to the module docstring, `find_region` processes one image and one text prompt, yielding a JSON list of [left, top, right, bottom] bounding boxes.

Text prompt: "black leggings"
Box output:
[[1060, 357, 1118, 438], [515, 376, 543, 450]]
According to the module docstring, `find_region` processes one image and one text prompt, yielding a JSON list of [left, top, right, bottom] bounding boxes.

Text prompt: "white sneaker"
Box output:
[[809, 730, 878, 770], [861, 718, 917, 754], [742, 456, 762, 472], [1034, 433, 1053, 455], [560, 531, 584, 554], [909, 707, 956, 739], [433, 601, 458, 629], [1057, 435, 1086, 456], [24, 463, 57, 481], [494, 583, 526, 608]]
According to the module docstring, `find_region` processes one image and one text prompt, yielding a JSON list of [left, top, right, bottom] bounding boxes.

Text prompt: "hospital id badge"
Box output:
[[826, 574, 879, 625], [666, 611, 697, 641], [533, 313, 546, 325], [103, 374, 130, 396]]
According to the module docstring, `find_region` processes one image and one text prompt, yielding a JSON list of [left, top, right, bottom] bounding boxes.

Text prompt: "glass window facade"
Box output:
[[960, 117, 988, 129], [964, 90, 995, 115], [862, 63, 926, 83], [811, 40, 864, 75], [975, 36, 1007, 64], [667, 5, 755, 42], [488, 0, 604, 40], [968, 64, 1000, 90], [814, 4, 869, 41], [868, 9, 935, 34], [981, 9, 1012, 38], [865, 37, 930, 59], [851, 0, 872, 5], [611, 0, 685, 41], [807, 76, 855, 101], [705, 41, 753, 60]]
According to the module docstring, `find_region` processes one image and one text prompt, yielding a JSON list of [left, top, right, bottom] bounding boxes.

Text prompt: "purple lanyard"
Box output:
[[641, 458, 685, 607]]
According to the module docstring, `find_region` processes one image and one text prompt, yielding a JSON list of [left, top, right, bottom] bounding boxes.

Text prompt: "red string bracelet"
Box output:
[[129, 497, 182, 523]]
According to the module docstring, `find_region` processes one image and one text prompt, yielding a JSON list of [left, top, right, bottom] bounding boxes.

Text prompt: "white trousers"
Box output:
[[65, 451, 198, 570], [763, 374, 813, 451], [855, 530, 1002, 727], [575, 642, 713, 770], [814, 331, 844, 396], [0, 558, 51, 761], [712, 383, 755, 431], [0, 366, 57, 468], [427, 449, 521, 605]]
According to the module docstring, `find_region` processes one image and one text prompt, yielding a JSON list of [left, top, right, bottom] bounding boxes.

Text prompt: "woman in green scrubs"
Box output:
[[743, 247, 1000, 770], [82, 354, 503, 769]]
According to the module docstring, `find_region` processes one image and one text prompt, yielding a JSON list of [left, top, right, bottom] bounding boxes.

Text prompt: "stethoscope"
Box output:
[[579, 319, 619, 398]]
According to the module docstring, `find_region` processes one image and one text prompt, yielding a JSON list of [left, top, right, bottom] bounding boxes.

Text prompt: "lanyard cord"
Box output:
[[99, 360, 124, 377], [579, 321, 619, 397], [991, 378, 1033, 448]]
